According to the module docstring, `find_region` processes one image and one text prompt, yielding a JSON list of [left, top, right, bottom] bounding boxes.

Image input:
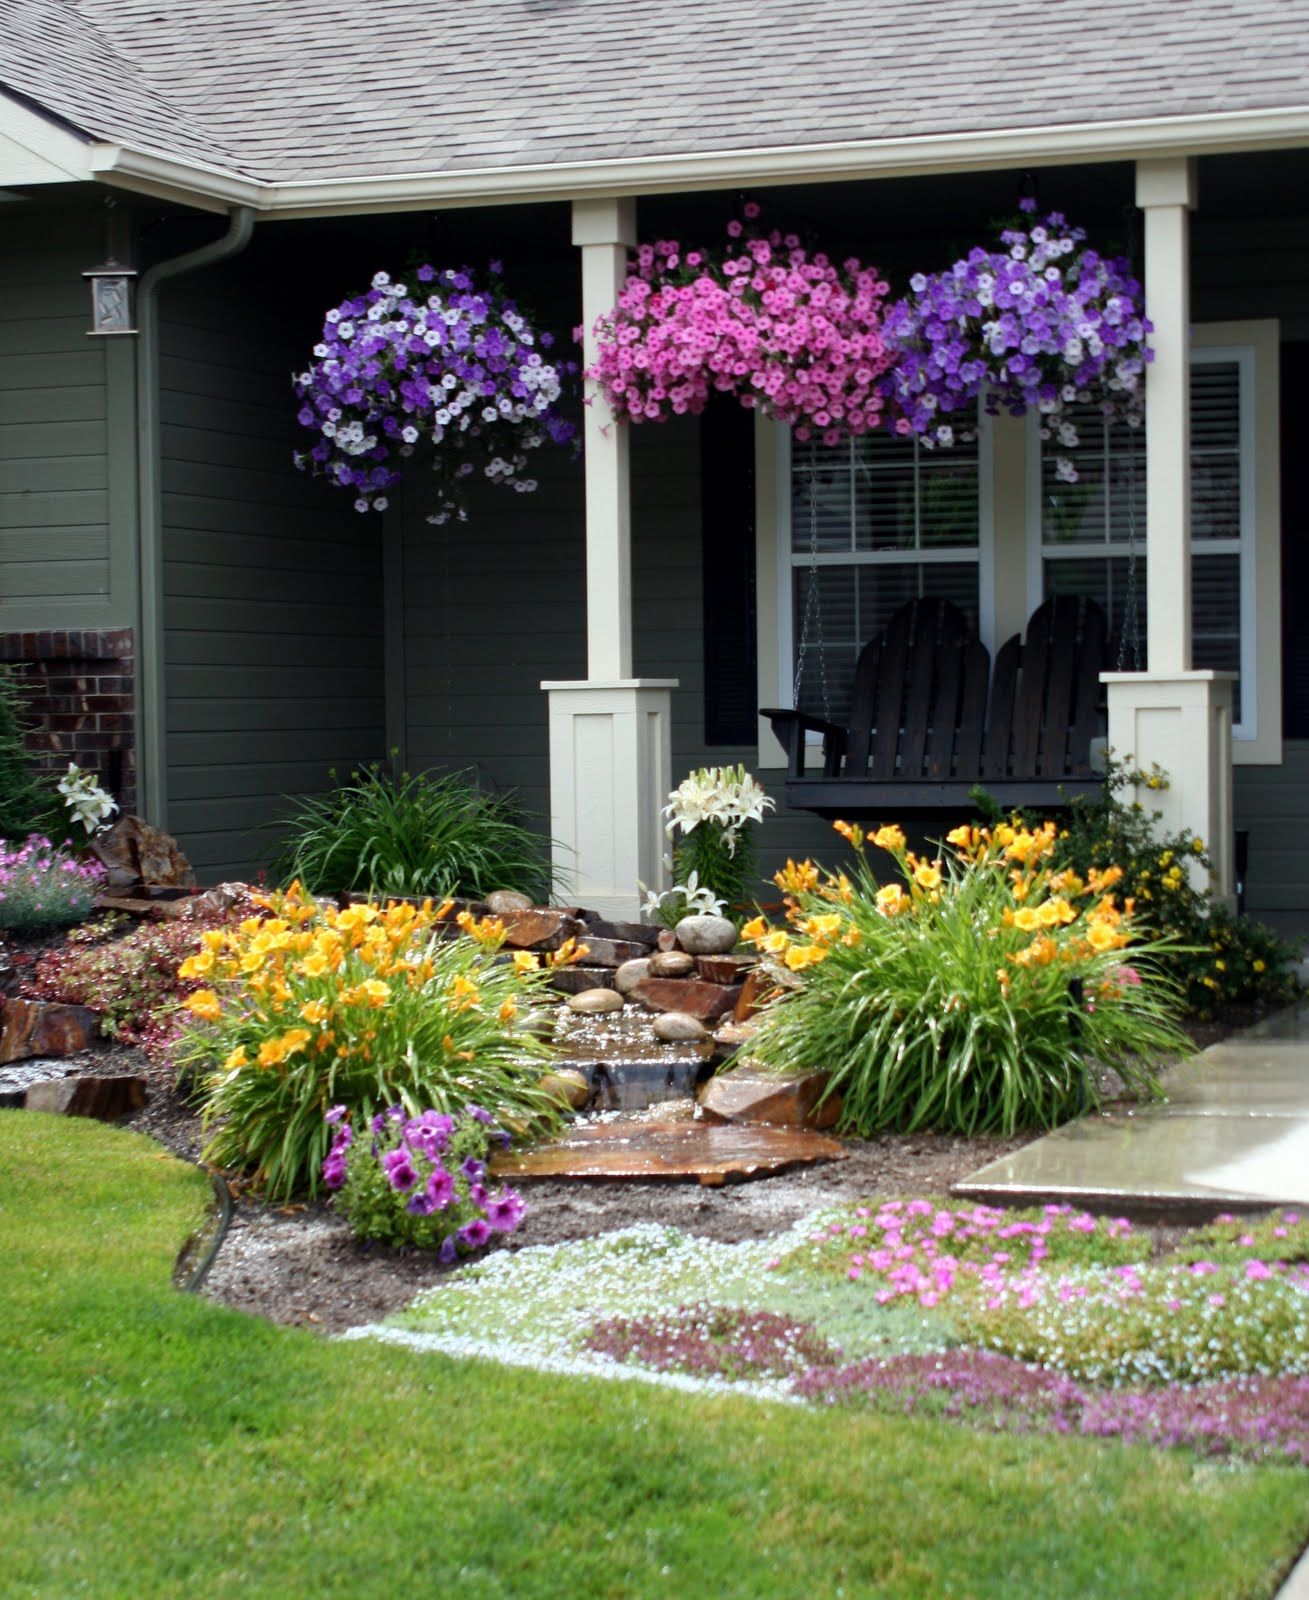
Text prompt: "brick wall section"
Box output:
[[0, 629, 137, 814]]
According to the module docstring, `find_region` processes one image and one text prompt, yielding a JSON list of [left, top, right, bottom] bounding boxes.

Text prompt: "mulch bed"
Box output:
[[0, 917, 1280, 1338]]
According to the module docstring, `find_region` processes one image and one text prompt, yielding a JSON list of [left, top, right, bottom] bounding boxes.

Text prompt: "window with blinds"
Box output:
[[1040, 352, 1250, 729], [789, 423, 981, 725]]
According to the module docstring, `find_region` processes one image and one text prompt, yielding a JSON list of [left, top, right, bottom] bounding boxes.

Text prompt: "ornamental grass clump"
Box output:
[[325, 1102, 527, 1257], [0, 834, 104, 934], [180, 887, 562, 1198], [741, 818, 1191, 1136], [273, 764, 551, 903]]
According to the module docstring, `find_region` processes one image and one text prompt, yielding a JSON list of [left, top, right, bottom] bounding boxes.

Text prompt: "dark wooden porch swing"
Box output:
[[761, 593, 1108, 817]]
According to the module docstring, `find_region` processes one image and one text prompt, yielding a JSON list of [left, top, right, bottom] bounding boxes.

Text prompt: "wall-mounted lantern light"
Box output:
[[83, 259, 138, 336]]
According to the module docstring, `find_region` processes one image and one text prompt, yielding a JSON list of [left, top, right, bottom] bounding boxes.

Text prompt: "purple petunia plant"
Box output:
[[294, 265, 576, 525], [322, 1100, 527, 1256], [879, 200, 1153, 481]]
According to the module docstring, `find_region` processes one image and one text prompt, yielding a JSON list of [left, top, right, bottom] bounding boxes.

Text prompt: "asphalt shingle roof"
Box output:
[[1, 0, 1307, 183]]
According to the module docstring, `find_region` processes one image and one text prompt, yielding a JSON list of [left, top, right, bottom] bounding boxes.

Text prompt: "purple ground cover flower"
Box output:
[[584, 1304, 842, 1382]]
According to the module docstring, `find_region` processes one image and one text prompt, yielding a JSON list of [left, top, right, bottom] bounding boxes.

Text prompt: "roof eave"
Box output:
[[90, 103, 1309, 219]]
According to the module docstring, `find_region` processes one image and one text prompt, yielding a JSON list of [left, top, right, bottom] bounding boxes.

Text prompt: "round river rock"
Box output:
[[674, 913, 738, 955], [486, 888, 534, 914], [566, 987, 624, 1015], [614, 958, 652, 994], [648, 949, 695, 978], [652, 1011, 710, 1044]]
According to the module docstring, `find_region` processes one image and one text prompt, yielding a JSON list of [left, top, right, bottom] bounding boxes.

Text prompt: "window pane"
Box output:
[[1192, 362, 1241, 543], [792, 562, 979, 725], [791, 441, 855, 553], [919, 458, 980, 548], [1192, 361, 1240, 453], [1193, 552, 1242, 721]]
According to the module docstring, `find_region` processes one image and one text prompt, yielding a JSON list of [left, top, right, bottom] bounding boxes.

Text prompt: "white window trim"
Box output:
[[756, 408, 996, 765], [1023, 320, 1280, 763]]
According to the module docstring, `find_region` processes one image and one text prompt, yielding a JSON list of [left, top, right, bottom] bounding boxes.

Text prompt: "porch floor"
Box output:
[[954, 1003, 1309, 1214]]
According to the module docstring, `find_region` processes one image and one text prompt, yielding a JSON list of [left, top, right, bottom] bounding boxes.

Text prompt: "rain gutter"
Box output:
[[136, 205, 255, 826]]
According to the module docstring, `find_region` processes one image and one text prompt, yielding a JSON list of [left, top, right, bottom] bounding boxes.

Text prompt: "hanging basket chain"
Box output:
[[793, 440, 831, 719]]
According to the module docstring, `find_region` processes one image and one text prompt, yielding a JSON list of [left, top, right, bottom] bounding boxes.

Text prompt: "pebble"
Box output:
[[566, 988, 624, 1015], [486, 889, 534, 914], [652, 1011, 710, 1043], [674, 914, 738, 955], [614, 958, 652, 994], [649, 950, 695, 978]]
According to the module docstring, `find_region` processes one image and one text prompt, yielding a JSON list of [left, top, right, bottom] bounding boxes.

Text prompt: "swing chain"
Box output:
[[793, 440, 831, 719]]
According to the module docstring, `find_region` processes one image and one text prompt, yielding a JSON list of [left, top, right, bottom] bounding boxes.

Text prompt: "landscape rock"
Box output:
[[485, 889, 534, 914], [697, 954, 755, 985], [632, 977, 743, 1023], [580, 918, 661, 948], [548, 967, 612, 996], [182, 882, 250, 920], [614, 958, 652, 994], [573, 936, 649, 969], [657, 929, 678, 951], [539, 1068, 591, 1111], [498, 909, 588, 952], [652, 1011, 710, 1044], [0, 998, 100, 1065], [712, 1017, 761, 1051], [23, 1072, 147, 1121], [674, 914, 738, 956], [91, 815, 195, 891], [566, 988, 625, 1016], [697, 1065, 842, 1131], [648, 950, 695, 979]]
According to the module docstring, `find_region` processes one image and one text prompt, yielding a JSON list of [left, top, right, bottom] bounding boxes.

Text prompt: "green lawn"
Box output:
[[2, 1111, 1307, 1600]]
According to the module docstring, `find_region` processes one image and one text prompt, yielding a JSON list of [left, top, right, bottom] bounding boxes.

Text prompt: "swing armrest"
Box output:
[[761, 709, 847, 779]]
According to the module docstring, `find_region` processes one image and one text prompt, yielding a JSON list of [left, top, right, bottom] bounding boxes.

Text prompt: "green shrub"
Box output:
[[179, 888, 560, 1198], [1012, 762, 1301, 1018], [0, 668, 56, 841], [741, 818, 1191, 1136], [272, 763, 551, 902]]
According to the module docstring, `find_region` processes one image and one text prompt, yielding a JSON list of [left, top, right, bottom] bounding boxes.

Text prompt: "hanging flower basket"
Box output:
[[586, 207, 896, 445], [880, 201, 1153, 480], [294, 265, 576, 524]]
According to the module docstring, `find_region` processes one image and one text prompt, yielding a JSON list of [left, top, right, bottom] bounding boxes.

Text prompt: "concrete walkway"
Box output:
[[955, 1003, 1309, 1213]]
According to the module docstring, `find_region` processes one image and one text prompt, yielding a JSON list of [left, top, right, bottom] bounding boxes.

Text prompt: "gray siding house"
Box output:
[[2, 1, 1308, 927]]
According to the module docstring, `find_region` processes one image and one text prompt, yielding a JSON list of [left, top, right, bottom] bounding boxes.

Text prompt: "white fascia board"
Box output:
[[0, 91, 93, 185], [91, 103, 1309, 219]]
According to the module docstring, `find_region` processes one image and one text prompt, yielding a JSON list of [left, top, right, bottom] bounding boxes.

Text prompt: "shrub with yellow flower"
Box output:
[[741, 816, 1191, 1139], [180, 884, 560, 1198]]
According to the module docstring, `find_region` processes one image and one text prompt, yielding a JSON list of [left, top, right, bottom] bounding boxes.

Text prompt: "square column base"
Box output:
[[542, 679, 677, 919], [1103, 671, 1235, 903]]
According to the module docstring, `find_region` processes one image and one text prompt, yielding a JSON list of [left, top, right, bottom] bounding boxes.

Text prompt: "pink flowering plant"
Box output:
[[586, 205, 896, 444], [294, 264, 576, 525], [0, 833, 104, 934], [324, 1100, 527, 1256], [879, 200, 1152, 481]]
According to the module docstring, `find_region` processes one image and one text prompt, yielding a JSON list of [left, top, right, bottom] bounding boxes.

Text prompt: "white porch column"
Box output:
[[1104, 158, 1234, 901], [543, 197, 677, 917]]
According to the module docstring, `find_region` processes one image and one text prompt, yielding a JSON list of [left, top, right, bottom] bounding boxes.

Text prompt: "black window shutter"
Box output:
[[701, 396, 758, 745]]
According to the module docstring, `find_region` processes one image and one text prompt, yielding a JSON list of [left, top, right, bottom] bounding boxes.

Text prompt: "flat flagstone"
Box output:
[[490, 1112, 847, 1186], [954, 1003, 1309, 1212]]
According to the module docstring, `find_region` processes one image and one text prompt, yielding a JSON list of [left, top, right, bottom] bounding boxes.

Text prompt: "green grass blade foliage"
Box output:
[[272, 763, 551, 902], [743, 819, 1193, 1137]]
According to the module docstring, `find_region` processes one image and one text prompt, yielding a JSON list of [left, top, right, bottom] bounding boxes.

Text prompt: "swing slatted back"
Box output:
[[762, 594, 1108, 816]]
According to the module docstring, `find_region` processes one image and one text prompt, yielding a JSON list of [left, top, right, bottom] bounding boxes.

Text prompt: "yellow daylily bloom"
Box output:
[[740, 915, 769, 943], [761, 928, 792, 955], [913, 862, 942, 891], [222, 1046, 248, 1071], [1012, 906, 1041, 932], [512, 951, 540, 975], [875, 883, 910, 917], [784, 943, 828, 971], [185, 989, 222, 1023], [832, 819, 865, 849], [299, 999, 330, 1026], [499, 997, 519, 1023], [872, 825, 907, 855]]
